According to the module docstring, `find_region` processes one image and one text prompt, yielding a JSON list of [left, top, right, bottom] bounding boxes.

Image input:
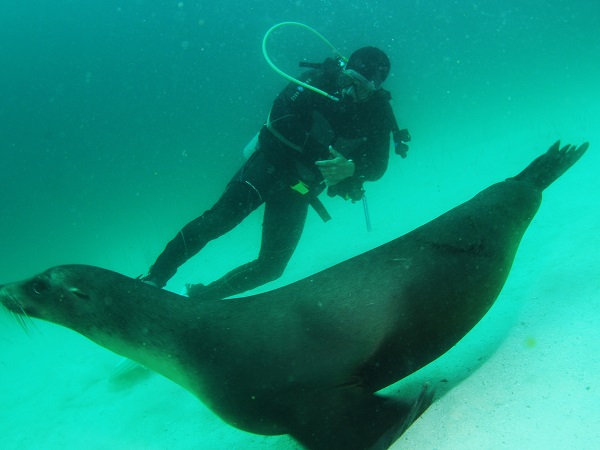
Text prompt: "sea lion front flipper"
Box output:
[[108, 357, 151, 386], [372, 383, 434, 450], [288, 384, 433, 450]]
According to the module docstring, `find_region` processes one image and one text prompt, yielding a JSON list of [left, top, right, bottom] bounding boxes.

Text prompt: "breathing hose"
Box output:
[[262, 22, 347, 102]]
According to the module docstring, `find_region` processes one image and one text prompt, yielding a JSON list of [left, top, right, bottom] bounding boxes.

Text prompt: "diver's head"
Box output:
[[338, 46, 390, 102]]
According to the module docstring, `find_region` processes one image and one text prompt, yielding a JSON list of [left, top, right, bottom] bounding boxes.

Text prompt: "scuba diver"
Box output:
[[141, 45, 411, 299]]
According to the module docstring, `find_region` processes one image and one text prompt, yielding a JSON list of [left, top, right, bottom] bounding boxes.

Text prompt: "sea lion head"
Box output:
[[0, 265, 158, 337], [1, 265, 206, 398], [2, 265, 111, 330]]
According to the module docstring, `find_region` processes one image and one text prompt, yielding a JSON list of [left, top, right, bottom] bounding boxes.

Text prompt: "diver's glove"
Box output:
[[393, 128, 411, 158], [327, 177, 365, 203]]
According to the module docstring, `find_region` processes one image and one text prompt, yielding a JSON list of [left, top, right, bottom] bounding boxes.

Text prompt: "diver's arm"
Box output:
[[351, 132, 390, 181], [315, 148, 355, 185], [321, 134, 389, 201]]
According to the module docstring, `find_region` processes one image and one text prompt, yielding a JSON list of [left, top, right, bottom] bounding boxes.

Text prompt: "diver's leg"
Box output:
[[144, 180, 262, 287], [187, 189, 309, 299]]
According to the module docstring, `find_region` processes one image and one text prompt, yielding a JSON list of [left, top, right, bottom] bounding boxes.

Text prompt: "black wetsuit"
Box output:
[[145, 67, 396, 299]]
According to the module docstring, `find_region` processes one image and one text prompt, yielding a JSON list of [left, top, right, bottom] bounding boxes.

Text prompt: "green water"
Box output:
[[1, 1, 599, 448]]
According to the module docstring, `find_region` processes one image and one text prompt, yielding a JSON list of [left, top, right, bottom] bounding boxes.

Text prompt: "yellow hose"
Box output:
[[262, 22, 347, 102]]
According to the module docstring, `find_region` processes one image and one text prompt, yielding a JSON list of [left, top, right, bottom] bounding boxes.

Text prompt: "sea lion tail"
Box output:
[[288, 383, 433, 450], [510, 140, 589, 191]]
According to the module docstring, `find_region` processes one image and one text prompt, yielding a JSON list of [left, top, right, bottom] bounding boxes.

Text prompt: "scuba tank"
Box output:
[[243, 132, 260, 159]]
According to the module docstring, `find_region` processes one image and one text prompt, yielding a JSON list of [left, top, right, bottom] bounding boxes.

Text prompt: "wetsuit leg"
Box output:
[[145, 150, 288, 287], [188, 188, 309, 300], [145, 180, 262, 287]]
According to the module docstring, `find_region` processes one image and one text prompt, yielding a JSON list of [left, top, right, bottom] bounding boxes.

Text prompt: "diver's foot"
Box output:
[[139, 273, 165, 289], [186, 282, 207, 298], [186, 283, 226, 301]]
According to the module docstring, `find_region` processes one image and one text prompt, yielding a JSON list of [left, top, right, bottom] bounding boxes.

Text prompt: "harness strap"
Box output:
[[291, 180, 331, 222], [309, 196, 332, 222], [267, 113, 332, 223], [266, 112, 303, 152]]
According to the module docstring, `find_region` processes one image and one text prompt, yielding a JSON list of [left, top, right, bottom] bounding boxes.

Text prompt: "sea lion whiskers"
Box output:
[[1, 291, 35, 334]]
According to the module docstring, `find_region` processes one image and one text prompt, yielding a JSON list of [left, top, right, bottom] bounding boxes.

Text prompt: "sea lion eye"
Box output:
[[33, 279, 49, 295]]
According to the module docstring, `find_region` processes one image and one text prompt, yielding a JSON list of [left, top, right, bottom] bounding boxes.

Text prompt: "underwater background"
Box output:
[[1, 1, 598, 448]]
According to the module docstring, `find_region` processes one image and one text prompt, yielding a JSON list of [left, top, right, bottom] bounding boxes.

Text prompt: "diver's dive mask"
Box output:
[[338, 69, 380, 101]]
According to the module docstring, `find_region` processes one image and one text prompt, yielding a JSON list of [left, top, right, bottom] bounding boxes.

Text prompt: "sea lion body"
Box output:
[[0, 141, 588, 449]]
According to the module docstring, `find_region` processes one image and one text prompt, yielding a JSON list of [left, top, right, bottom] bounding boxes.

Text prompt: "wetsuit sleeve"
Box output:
[[352, 132, 390, 181], [326, 130, 390, 202]]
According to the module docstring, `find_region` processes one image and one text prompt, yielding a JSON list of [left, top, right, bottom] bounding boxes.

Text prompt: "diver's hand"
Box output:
[[315, 147, 355, 185]]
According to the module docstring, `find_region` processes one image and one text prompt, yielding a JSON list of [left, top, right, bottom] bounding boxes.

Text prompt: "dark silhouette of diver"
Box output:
[[142, 46, 411, 299]]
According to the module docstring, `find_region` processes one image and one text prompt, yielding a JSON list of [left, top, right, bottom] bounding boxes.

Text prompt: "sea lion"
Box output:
[[0, 141, 589, 450]]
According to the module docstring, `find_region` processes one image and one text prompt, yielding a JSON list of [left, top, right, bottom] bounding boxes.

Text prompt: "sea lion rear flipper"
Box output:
[[289, 384, 433, 450], [510, 140, 589, 191]]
